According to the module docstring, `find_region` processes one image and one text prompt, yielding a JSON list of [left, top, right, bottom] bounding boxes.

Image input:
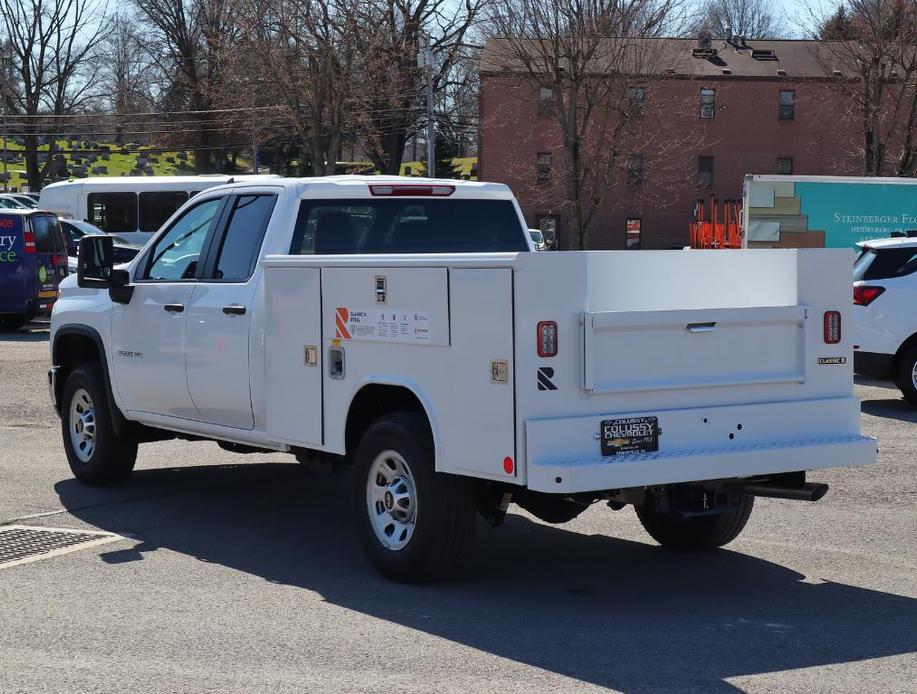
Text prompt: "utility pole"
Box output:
[[423, 33, 435, 178], [1, 45, 10, 192]]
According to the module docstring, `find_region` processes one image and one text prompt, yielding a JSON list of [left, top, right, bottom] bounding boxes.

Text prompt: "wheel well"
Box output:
[[53, 333, 102, 411], [894, 332, 917, 373], [345, 384, 428, 456]]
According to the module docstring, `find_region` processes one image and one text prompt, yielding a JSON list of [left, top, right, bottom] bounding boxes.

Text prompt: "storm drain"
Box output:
[[0, 525, 121, 569]]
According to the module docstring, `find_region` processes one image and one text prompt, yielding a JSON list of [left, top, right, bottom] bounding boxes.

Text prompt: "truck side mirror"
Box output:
[[77, 235, 114, 288], [77, 235, 133, 304]]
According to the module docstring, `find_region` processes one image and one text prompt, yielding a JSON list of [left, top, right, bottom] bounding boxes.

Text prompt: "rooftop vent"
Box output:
[[890, 69, 899, 78], [832, 68, 843, 76], [721, 68, 732, 74], [752, 49, 778, 61], [693, 32, 718, 58], [667, 67, 676, 75], [777, 68, 787, 76]]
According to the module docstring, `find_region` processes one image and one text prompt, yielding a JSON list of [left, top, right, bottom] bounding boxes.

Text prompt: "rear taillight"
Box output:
[[369, 184, 454, 197], [537, 320, 558, 357], [853, 285, 884, 306], [823, 311, 841, 344], [23, 231, 36, 253]]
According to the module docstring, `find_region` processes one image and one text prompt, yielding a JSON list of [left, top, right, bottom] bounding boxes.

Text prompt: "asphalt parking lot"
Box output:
[[0, 322, 915, 693]]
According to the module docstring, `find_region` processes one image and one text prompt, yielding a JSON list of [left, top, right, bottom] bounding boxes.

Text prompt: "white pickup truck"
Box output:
[[50, 176, 876, 581]]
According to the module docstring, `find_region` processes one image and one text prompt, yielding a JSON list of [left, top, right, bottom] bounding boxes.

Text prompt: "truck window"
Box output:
[[289, 199, 528, 254], [139, 191, 190, 232], [209, 194, 277, 281], [140, 198, 223, 281], [88, 192, 137, 233]]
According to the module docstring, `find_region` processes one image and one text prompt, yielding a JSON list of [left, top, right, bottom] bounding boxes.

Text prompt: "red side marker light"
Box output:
[[823, 311, 841, 344], [503, 457, 514, 474], [537, 321, 558, 357]]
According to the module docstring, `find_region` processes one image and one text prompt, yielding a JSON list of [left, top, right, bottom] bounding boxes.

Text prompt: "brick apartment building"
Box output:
[[479, 37, 873, 249]]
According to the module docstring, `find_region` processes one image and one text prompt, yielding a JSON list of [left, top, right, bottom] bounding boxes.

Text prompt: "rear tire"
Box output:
[[61, 363, 138, 485], [894, 344, 917, 406], [353, 412, 476, 582], [635, 495, 754, 549]]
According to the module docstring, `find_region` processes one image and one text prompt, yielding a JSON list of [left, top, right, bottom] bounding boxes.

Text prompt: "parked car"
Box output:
[[853, 237, 917, 404], [528, 228, 547, 251], [5, 193, 39, 209], [0, 194, 30, 209], [0, 210, 68, 328], [59, 219, 141, 274]]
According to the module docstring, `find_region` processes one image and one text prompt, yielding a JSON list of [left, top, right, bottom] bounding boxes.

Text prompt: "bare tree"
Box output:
[[345, 0, 484, 175], [811, 0, 917, 176], [0, 0, 111, 189], [687, 0, 785, 39], [484, 0, 684, 249], [133, 0, 240, 172], [238, 0, 352, 175]]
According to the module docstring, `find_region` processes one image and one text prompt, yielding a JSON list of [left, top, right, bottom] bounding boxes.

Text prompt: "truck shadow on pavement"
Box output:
[[55, 461, 917, 693], [860, 398, 917, 423]]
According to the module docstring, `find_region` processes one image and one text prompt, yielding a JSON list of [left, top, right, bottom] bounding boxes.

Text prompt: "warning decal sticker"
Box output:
[[335, 307, 431, 344]]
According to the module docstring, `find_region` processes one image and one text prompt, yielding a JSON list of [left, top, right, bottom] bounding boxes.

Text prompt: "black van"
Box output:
[[0, 210, 69, 328]]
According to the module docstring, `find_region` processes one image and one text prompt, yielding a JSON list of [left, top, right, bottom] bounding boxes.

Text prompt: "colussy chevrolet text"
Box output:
[[48, 176, 877, 581]]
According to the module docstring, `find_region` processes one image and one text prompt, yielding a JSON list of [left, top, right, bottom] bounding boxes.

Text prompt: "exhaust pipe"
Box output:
[[741, 482, 829, 502]]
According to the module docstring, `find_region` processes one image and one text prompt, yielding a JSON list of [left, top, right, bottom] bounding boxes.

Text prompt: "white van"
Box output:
[[38, 175, 279, 245]]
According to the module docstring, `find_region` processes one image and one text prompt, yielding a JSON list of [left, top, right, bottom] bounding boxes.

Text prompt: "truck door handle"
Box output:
[[222, 305, 246, 316], [164, 303, 185, 313], [687, 322, 717, 333]]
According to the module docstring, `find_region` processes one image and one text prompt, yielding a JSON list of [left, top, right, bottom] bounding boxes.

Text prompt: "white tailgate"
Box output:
[[583, 305, 806, 393]]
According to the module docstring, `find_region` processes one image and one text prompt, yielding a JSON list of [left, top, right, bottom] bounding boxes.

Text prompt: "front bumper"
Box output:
[[524, 397, 878, 494]]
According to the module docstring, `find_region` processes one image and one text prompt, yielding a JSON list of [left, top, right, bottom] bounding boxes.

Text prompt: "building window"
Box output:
[[700, 88, 716, 119], [627, 154, 643, 185], [538, 87, 554, 116], [698, 156, 714, 187], [777, 157, 794, 175], [626, 218, 641, 248], [629, 87, 646, 115], [537, 152, 552, 185], [779, 90, 795, 120]]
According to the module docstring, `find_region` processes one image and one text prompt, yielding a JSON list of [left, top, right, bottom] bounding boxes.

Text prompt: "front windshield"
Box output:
[[530, 231, 544, 243]]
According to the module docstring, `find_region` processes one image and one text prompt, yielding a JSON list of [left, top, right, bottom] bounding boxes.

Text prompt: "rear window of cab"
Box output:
[[289, 198, 528, 255]]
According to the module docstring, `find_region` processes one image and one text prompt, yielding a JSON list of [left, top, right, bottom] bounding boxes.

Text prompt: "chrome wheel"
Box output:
[[69, 388, 96, 463], [912, 360, 917, 390], [366, 450, 417, 551]]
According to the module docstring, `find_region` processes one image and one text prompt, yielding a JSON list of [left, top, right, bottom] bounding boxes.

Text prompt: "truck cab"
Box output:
[[50, 177, 876, 581]]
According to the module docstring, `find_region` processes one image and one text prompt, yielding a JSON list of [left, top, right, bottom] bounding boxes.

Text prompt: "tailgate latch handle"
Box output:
[[686, 321, 717, 333]]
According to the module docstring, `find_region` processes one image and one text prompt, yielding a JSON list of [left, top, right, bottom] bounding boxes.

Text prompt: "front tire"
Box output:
[[61, 363, 138, 485], [894, 344, 917, 406], [353, 412, 476, 582], [635, 495, 754, 550]]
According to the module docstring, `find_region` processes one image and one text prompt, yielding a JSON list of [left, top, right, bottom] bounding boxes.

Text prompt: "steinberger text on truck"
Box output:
[[49, 177, 877, 581]]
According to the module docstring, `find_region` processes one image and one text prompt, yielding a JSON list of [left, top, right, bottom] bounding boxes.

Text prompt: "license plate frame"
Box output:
[[600, 416, 659, 456]]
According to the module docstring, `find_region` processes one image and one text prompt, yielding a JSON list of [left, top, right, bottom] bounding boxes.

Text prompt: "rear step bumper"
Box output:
[[527, 434, 877, 494]]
